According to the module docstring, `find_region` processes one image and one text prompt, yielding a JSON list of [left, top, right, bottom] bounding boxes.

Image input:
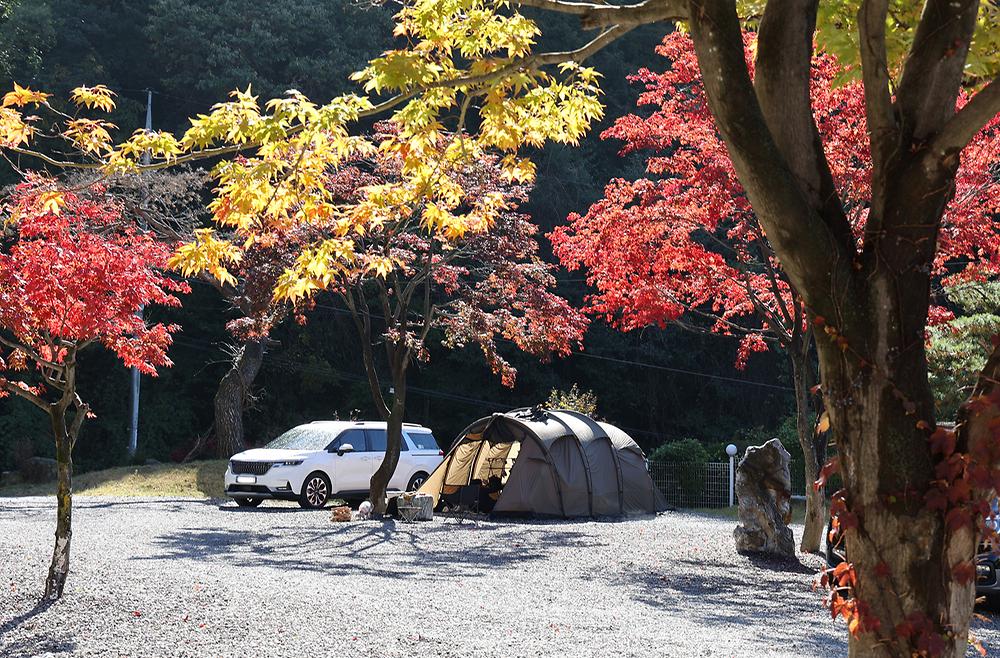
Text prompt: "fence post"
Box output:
[[726, 444, 738, 507]]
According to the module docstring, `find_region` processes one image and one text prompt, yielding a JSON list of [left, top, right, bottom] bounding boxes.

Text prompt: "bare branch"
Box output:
[[0, 379, 49, 412], [931, 75, 1000, 157], [341, 288, 390, 419], [68, 394, 90, 448], [896, 0, 979, 141], [517, 0, 688, 28], [686, 0, 859, 327], [857, 0, 898, 216], [755, 0, 855, 256]]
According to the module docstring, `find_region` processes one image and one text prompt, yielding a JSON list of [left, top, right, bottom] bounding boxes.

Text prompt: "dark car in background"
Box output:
[[826, 503, 1000, 604]]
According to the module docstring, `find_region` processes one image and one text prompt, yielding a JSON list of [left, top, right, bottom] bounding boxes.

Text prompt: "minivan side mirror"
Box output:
[[336, 443, 355, 456]]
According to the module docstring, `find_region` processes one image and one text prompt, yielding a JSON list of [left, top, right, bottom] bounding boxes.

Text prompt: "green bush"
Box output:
[[544, 384, 599, 417], [648, 438, 711, 464], [647, 438, 712, 505]]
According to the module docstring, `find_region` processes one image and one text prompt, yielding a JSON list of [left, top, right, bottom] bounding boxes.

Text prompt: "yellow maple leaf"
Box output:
[[37, 191, 65, 215], [70, 85, 117, 113], [2, 83, 50, 108]]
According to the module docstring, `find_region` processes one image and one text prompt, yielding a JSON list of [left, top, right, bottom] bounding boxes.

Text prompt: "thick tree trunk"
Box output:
[[213, 339, 266, 458], [789, 343, 825, 554], [369, 375, 406, 515], [819, 270, 968, 657], [683, 2, 992, 653], [45, 410, 72, 600]]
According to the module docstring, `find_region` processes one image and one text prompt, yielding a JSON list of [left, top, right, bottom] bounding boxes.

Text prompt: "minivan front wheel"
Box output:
[[407, 472, 429, 492], [299, 472, 331, 509]]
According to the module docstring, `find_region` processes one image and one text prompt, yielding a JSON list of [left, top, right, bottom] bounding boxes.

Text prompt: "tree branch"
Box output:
[[341, 288, 390, 419], [895, 0, 979, 141], [7, 23, 631, 173], [0, 334, 66, 372], [930, 74, 1000, 157], [68, 394, 90, 449], [0, 378, 49, 412], [685, 0, 858, 328], [857, 0, 898, 218], [754, 0, 856, 258], [518, 0, 688, 27]]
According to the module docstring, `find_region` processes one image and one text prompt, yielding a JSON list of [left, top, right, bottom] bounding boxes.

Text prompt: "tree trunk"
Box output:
[[819, 270, 969, 657], [789, 338, 825, 554], [369, 375, 406, 515], [213, 339, 266, 458], [45, 409, 72, 600]]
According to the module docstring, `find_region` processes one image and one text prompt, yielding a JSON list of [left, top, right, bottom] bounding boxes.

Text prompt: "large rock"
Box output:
[[733, 438, 795, 556], [20, 456, 58, 483]]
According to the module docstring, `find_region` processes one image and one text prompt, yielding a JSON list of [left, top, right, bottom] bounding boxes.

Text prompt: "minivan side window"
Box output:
[[406, 431, 440, 451], [329, 428, 368, 452], [365, 428, 387, 452]]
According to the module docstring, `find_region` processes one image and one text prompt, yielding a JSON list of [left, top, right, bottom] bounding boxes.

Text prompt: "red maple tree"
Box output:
[[551, 32, 1000, 553], [0, 178, 187, 598]]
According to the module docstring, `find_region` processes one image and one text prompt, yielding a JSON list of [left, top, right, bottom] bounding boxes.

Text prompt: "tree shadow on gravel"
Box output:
[[0, 599, 76, 658], [611, 559, 845, 657], [216, 505, 305, 513], [741, 551, 817, 574], [135, 520, 602, 581]]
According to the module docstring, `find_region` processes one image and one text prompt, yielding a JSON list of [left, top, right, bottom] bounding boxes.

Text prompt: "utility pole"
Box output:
[[127, 90, 153, 459]]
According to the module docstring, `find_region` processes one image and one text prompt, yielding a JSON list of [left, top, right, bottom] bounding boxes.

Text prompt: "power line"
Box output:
[[178, 281, 791, 391], [169, 333, 669, 440], [565, 352, 794, 391], [307, 300, 791, 391]]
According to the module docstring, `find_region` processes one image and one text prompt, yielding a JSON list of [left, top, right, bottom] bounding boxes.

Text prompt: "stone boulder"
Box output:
[[733, 438, 795, 556], [20, 456, 58, 483]]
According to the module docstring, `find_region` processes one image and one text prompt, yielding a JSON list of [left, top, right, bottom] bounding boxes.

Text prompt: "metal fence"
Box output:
[[790, 466, 807, 498], [648, 459, 810, 509], [648, 461, 732, 508]]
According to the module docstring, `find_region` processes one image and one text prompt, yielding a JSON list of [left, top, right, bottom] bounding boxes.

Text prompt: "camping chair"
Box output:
[[452, 480, 482, 525]]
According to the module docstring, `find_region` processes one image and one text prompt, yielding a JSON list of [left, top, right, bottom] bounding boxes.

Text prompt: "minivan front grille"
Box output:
[[230, 460, 272, 475]]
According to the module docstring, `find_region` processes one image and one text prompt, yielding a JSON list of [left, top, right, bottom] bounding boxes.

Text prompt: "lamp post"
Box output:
[[726, 444, 738, 507], [127, 90, 153, 459]]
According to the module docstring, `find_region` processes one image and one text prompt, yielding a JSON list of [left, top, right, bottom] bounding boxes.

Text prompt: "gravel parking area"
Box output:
[[1, 497, 998, 657]]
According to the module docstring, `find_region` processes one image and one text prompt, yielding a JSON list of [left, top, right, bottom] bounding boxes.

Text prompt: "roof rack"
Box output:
[[307, 419, 428, 428]]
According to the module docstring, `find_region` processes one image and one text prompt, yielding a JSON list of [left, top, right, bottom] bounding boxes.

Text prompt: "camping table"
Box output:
[[397, 503, 420, 523], [396, 493, 434, 521]]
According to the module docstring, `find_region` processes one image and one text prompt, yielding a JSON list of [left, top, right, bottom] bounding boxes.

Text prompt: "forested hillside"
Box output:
[[0, 0, 795, 473]]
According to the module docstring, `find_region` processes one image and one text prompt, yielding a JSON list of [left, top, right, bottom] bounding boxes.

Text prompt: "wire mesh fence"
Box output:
[[648, 461, 731, 508], [790, 465, 807, 498], [648, 459, 811, 509]]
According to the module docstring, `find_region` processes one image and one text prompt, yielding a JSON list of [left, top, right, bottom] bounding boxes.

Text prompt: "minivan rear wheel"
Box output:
[[407, 472, 429, 492], [299, 472, 331, 509]]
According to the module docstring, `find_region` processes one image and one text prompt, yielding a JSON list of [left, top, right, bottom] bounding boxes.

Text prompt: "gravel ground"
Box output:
[[1, 497, 998, 657]]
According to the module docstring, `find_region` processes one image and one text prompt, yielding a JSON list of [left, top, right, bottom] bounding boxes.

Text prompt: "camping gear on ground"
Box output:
[[418, 408, 668, 518], [396, 492, 434, 522], [330, 505, 352, 522]]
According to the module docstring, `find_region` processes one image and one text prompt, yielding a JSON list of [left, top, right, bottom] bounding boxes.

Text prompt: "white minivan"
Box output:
[[224, 421, 444, 509]]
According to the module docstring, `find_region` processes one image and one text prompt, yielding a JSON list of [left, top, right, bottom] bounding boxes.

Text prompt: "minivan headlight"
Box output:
[[273, 460, 303, 467]]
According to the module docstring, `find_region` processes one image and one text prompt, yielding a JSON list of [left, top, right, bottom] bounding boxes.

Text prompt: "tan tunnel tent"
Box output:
[[417, 408, 668, 517]]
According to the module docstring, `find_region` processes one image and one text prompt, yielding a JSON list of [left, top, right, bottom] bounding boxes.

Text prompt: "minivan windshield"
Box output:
[[264, 426, 334, 451]]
